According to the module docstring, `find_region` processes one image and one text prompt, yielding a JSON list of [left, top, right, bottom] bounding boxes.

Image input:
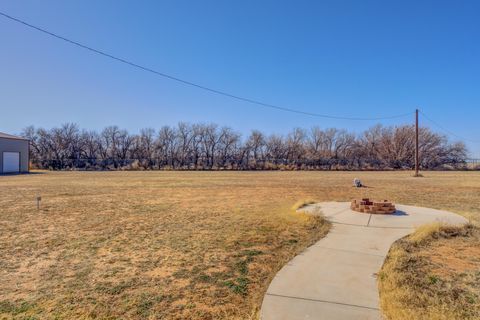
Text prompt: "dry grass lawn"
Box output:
[[1, 171, 479, 319], [379, 223, 480, 320]]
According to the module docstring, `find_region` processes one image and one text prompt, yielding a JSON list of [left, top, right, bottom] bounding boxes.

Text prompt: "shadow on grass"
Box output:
[[0, 171, 46, 176]]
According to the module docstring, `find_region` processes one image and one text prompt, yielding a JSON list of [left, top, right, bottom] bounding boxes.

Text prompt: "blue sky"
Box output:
[[1, 1, 479, 156]]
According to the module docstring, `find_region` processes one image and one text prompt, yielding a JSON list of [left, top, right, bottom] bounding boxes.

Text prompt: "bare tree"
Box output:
[[22, 122, 468, 171], [265, 134, 286, 167], [286, 128, 306, 166], [216, 127, 240, 169], [176, 123, 194, 168], [157, 126, 177, 167], [246, 130, 266, 168]]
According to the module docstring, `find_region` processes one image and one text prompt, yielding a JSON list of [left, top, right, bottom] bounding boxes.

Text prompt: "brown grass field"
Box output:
[[379, 223, 480, 320], [1, 171, 479, 319]]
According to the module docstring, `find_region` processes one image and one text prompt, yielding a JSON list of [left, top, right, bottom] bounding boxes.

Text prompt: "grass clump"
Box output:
[[408, 222, 444, 245], [224, 277, 250, 296], [0, 301, 36, 315], [379, 223, 480, 320], [291, 199, 317, 211], [409, 222, 474, 245]]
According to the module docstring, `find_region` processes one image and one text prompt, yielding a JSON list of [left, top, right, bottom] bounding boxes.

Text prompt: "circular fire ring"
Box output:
[[351, 198, 396, 214]]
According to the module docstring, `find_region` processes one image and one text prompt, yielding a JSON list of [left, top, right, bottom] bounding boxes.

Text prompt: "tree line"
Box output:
[[21, 122, 468, 171]]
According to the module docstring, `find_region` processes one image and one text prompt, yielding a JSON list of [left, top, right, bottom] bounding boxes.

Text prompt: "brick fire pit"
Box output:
[[350, 198, 396, 214]]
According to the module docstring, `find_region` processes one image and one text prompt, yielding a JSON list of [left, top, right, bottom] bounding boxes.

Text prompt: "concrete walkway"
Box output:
[[260, 202, 468, 320]]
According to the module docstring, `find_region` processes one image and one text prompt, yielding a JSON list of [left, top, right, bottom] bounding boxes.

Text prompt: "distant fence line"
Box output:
[[33, 157, 363, 170], [31, 157, 474, 171]]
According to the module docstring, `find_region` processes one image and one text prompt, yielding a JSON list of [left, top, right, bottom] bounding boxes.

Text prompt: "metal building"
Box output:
[[0, 132, 29, 174]]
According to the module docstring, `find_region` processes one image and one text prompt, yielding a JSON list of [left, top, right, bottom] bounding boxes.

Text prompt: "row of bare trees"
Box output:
[[21, 123, 468, 170]]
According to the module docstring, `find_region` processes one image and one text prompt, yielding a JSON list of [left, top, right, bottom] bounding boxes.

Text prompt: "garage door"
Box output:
[[3, 152, 20, 173]]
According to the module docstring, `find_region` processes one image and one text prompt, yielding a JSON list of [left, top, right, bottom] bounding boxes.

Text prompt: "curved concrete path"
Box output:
[[261, 202, 468, 320]]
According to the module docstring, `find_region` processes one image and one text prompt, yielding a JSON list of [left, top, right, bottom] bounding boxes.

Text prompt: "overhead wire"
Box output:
[[419, 110, 480, 144], [0, 11, 413, 121]]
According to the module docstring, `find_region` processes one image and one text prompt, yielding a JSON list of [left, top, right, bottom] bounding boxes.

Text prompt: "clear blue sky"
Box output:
[[1, 1, 479, 157]]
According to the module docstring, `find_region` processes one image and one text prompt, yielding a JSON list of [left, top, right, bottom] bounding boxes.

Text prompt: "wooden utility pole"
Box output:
[[415, 108, 419, 176]]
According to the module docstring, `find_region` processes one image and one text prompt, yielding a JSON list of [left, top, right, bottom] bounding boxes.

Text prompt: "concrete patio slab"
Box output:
[[260, 202, 469, 320]]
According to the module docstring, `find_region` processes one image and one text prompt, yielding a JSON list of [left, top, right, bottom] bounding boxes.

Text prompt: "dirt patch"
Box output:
[[427, 242, 480, 277]]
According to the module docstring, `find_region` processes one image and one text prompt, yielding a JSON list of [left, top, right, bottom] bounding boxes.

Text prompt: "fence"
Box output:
[[30, 157, 473, 171]]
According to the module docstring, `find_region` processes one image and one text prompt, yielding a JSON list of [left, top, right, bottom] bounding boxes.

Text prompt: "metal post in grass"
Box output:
[[36, 195, 41, 210]]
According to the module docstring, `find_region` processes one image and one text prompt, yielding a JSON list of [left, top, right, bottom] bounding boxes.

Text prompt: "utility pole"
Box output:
[[415, 108, 419, 177]]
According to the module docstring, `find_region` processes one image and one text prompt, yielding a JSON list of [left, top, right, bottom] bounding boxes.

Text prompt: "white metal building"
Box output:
[[0, 132, 29, 174]]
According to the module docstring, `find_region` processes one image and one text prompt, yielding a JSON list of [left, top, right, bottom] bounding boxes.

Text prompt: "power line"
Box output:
[[0, 11, 413, 121], [419, 110, 480, 144]]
